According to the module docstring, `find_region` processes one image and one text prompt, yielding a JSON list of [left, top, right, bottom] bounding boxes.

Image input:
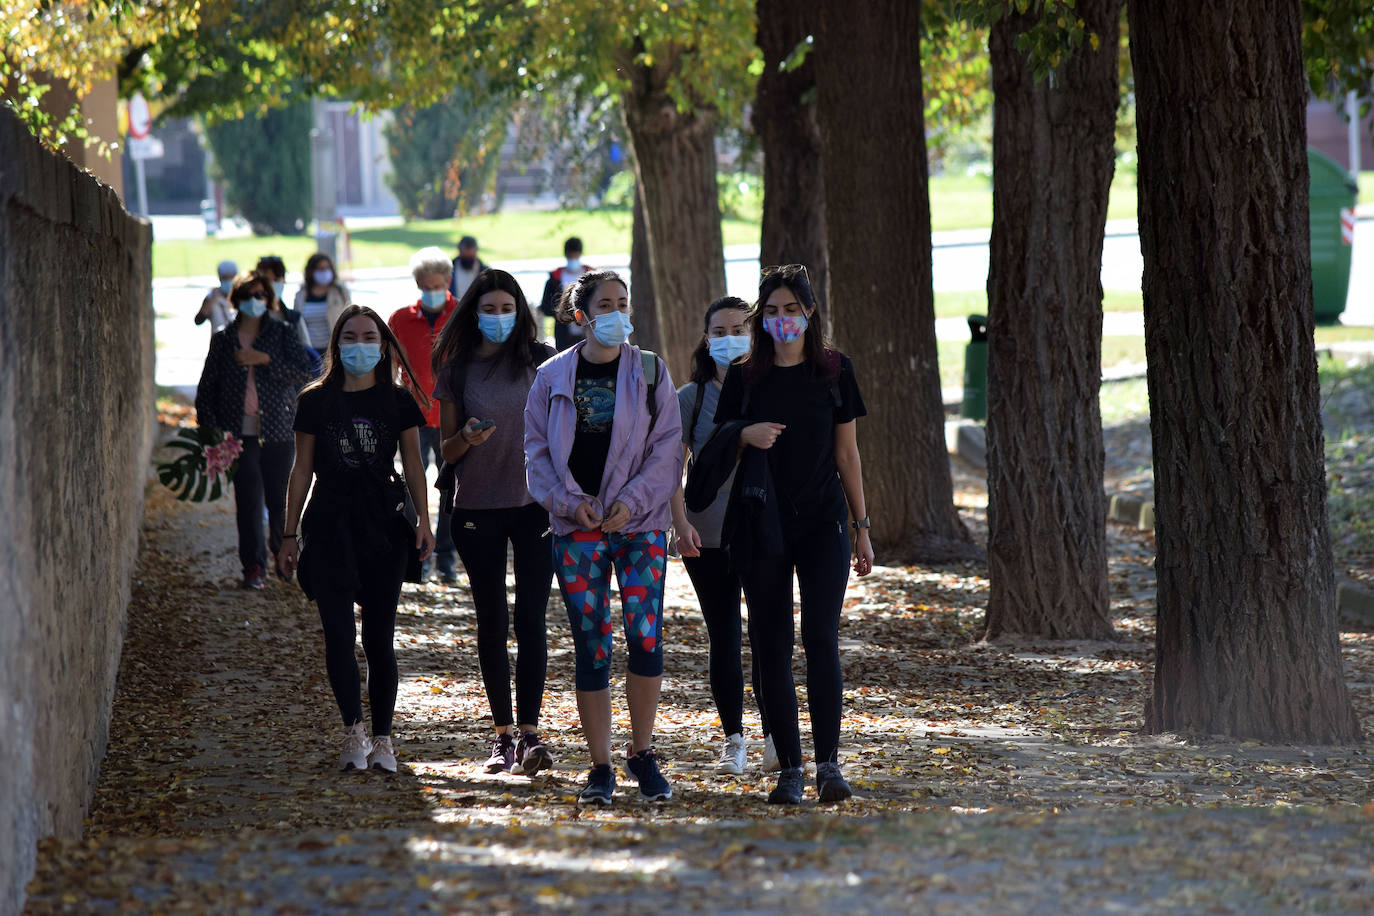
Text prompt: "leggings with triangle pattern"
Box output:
[[554, 529, 667, 691]]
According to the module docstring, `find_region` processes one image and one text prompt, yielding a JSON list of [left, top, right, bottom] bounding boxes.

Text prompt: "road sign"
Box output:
[[127, 136, 165, 160], [128, 93, 152, 139]]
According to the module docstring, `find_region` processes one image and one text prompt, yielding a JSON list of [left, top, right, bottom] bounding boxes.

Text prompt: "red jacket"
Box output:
[[388, 295, 456, 427]]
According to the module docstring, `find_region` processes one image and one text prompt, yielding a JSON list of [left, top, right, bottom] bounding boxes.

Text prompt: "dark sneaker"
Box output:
[[514, 731, 553, 776], [626, 748, 672, 801], [242, 565, 265, 590], [484, 733, 516, 773], [816, 761, 853, 803], [578, 764, 616, 805], [768, 767, 805, 804]]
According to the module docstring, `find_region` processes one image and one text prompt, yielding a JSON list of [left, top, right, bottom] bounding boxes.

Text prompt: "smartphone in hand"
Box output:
[[472, 419, 496, 432]]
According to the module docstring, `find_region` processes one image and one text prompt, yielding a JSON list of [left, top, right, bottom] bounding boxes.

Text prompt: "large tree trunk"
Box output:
[[621, 49, 727, 381], [753, 0, 827, 313], [1129, 0, 1362, 741], [812, 0, 970, 558], [629, 179, 662, 355], [982, 3, 1122, 641]]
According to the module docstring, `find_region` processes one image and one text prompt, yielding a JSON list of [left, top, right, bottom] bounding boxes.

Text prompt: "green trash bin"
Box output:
[[961, 314, 988, 421], [1308, 148, 1359, 324]]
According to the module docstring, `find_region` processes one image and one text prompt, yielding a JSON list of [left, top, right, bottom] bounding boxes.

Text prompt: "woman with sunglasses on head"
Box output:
[[714, 264, 874, 805], [276, 306, 436, 774], [431, 269, 558, 777], [669, 296, 773, 777], [524, 270, 683, 805], [195, 271, 313, 590]]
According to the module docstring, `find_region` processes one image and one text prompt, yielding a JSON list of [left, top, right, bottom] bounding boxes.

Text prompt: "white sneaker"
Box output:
[[761, 734, 780, 773], [339, 722, 372, 772], [715, 734, 747, 775], [369, 734, 397, 773]]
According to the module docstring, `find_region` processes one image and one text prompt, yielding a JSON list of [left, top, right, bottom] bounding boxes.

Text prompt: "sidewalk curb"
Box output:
[[944, 418, 1374, 624]]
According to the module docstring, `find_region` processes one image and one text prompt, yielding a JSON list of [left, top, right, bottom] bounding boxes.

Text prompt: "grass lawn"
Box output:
[[934, 288, 1143, 319], [1361, 171, 1373, 205]]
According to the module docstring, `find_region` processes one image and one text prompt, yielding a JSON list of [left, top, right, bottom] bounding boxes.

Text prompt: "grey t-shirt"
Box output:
[[677, 379, 732, 549], [433, 355, 539, 511]]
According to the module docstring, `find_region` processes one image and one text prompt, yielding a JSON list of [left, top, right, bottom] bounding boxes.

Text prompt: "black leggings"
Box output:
[[682, 547, 768, 738], [232, 437, 293, 574], [315, 536, 409, 735], [739, 516, 850, 770], [450, 502, 554, 727]]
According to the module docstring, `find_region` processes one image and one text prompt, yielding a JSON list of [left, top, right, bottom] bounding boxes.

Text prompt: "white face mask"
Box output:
[[708, 334, 751, 367]]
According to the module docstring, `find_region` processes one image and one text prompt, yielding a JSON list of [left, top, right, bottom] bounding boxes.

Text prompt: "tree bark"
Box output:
[[1129, 0, 1362, 741], [753, 0, 827, 313], [621, 48, 727, 381], [982, 3, 1122, 641], [629, 178, 662, 355], [811, 0, 970, 558]]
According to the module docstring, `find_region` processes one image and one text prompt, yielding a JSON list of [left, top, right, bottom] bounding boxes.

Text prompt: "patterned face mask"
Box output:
[[762, 313, 808, 343]]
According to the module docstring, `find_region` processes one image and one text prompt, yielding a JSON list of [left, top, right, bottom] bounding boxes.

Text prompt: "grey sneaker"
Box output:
[[369, 735, 397, 773], [338, 722, 372, 772], [768, 766, 805, 804], [816, 761, 853, 802]]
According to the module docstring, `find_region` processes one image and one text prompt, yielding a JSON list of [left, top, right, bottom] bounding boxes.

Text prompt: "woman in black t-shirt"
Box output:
[[276, 305, 436, 775], [714, 264, 874, 805]]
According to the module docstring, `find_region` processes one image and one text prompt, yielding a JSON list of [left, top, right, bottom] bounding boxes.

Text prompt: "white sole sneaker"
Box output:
[[338, 724, 372, 772], [761, 734, 780, 773], [714, 734, 747, 775], [369, 736, 397, 773]]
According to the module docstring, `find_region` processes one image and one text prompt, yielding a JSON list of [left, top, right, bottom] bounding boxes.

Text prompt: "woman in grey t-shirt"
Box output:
[[432, 269, 556, 778], [669, 296, 772, 777]]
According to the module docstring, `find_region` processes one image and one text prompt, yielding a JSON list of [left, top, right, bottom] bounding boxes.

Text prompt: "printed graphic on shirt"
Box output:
[[574, 374, 616, 433], [331, 416, 388, 470]]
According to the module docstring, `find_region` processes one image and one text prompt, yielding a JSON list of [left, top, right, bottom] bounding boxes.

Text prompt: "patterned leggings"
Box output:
[[554, 529, 667, 691]]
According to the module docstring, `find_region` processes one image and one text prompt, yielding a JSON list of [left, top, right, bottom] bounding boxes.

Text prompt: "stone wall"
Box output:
[[0, 108, 155, 913]]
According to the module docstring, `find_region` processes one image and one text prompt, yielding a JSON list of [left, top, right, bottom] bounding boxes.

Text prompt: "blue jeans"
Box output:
[[418, 427, 455, 576]]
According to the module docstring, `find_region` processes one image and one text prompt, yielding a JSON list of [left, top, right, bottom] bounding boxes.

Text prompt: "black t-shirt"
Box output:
[[715, 352, 867, 521], [567, 352, 620, 497], [293, 383, 427, 487]]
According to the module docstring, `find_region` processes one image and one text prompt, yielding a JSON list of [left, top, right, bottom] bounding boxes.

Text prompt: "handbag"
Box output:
[[341, 410, 424, 584]]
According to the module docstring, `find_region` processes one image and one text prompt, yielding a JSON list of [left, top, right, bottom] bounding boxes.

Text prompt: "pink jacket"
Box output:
[[524, 341, 683, 536]]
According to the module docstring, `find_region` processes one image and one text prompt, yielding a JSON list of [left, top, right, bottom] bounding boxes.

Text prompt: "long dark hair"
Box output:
[[302, 305, 431, 411], [431, 268, 542, 379], [556, 269, 627, 324], [303, 252, 337, 291], [691, 296, 751, 386], [743, 263, 837, 384]]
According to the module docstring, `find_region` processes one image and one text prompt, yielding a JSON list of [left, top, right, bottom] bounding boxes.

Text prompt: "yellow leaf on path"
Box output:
[[931, 747, 950, 755]]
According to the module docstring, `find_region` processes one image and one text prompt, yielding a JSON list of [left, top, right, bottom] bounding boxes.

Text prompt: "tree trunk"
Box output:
[[629, 178, 662, 355], [1128, 0, 1362, 741], [982, 3, 1122, 641], [621, 50, 727, 381], [811, 0, 970, 558], [753, 0, 827, 313]]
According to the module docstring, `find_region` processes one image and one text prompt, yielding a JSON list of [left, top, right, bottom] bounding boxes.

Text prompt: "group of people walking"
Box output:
[[195, 241, 873, 805]]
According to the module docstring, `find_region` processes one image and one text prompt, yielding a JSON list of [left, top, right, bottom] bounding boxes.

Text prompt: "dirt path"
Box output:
[[24, 469, 1374, 914]]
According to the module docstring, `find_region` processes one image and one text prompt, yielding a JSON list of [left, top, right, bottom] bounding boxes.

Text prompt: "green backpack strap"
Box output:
[[640, 349, 660, 430]]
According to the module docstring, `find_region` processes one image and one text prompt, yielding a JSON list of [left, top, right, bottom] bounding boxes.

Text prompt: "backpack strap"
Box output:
[[640, 349, 660, 430], [688, 381, 707, 446]]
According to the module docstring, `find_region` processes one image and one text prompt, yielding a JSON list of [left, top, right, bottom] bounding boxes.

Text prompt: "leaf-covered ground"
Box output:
[[25, 461, 1374, 914]]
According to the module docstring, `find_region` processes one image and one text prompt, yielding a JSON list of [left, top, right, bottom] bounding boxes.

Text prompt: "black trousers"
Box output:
[[450, 502, 554, 727], [314, 536, 409, 735], [739, 516, 850, 770], [232, 437, 293, 575], [682, 547, 769, 738]]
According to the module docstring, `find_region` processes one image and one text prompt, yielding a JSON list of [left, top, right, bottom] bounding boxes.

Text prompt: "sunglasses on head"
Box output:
[[760, 263, 810, 282]]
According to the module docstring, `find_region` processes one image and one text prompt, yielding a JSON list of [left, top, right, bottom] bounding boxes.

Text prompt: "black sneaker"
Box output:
[[768, 767, 805, 804], [579, 764, 616, 805], [514, 731, 553, 776], [484, 733, 516, 773], [626, 748, 672, 801], [816, 761, 853, 803]]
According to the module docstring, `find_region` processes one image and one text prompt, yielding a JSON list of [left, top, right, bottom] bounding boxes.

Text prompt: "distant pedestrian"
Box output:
[[194, 271, 313, 590], [257, 255, 314, 361], [449, 235, 488, 301], [195, 260, 238, 334], [524, 270, 683, 804], [713, 264, 873, 805], [669, 296, 771, 777], [431, 268, 557, 776], [293, 252, 351, 350], [255, 255, 289, 306], [276, 305, 436, 774], [388, 247, 460, 583], [540, 236, 592, 351]]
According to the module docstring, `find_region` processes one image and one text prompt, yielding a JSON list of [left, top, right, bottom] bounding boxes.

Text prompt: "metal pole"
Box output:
[[134, 156, 149, 216], [1348, 91, 1362, 176]]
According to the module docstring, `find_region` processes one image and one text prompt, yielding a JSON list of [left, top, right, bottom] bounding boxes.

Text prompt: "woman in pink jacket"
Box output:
[[523, 269, 682, 806]]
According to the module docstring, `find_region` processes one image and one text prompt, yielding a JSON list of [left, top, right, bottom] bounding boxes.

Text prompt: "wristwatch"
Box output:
[[851, 516, 871, 530]]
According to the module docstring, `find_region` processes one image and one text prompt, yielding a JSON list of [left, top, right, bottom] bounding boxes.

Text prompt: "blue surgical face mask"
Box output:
[[419, 289, 447, 311], [238, 296, 268, 319], [313, 268, 334, 287], [478, 311, 517, 344], [219, 279, 233, 295], [273, 281, 286, 301], [589, 311, 633, 348], [707, 333, 751, 368], [339, 342, 382, 377]]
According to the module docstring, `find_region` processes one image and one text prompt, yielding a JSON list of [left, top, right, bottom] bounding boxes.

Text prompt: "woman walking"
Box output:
[[293, 252, 351, 351], [714, 264, 873, 805], [195, 271, 313, 589], [276, 305, 436, 773], [431, 269, 557, 776], [669, 296, 772, 776], [524, 270, 682, 804]]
